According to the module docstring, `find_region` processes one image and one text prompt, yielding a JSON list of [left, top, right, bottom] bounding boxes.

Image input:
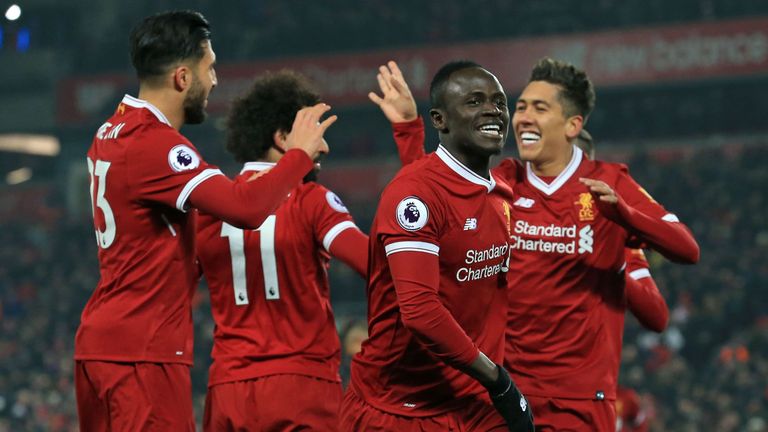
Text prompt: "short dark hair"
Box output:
[[129, 10, 211, 82], [226, 70, 320, 163], [529, 57, 595, 120], [429, 60, 483, 109]]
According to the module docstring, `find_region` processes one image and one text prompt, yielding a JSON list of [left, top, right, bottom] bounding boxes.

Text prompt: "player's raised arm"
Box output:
[[371, 61, 427, 165], [369, 61, 418, 123], [189, 103, 335, 229]]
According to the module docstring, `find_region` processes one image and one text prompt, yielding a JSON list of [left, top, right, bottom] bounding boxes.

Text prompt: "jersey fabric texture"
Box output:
[[196, 162, 360, 386], [76, 95, 223, 365], [502, 147, 683, 401], [348, 145, 515, 417]]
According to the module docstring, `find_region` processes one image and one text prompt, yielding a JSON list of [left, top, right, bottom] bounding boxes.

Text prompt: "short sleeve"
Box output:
[[376, 176, 444, 257], [302, 184, 358, 251], [129, 127, 222, 211], [624, 248, 652, 281]]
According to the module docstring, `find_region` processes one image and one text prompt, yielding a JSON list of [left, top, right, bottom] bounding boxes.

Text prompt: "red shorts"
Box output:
[[526, 394, 616, 432], [339, 387, 507, 432], [204, 374, 342, 432], [75, 360, 194, 432]]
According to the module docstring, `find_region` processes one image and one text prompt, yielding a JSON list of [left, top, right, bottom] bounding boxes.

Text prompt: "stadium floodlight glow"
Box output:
[[0, 134, 60, 156], [6, 167, 32, 185], [5, 4, 21, 21]]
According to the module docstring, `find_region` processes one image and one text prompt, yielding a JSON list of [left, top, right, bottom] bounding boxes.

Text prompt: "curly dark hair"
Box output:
[[129, 10, 211, 83], [529, 57, 595, 120], [226, 70, 320, 163]]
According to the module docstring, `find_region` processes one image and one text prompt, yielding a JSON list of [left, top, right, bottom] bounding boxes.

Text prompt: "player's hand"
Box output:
[[486, 365, 535, 432], [284, 103, 337, 160], [368, 60, 418, 123], [579, 178, 618, 204]]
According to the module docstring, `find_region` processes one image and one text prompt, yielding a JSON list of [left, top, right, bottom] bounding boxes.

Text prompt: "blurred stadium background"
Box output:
[[1, 0, 767, 430]]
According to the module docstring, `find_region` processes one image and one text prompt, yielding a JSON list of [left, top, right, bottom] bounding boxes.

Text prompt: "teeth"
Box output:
[[520, 132, 540, 145], [479, 124, 502, 137], [480, 124, 501, 131]]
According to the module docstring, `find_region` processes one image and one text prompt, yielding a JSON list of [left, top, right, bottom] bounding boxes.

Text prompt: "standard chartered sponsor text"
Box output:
[[511, 220, 593, 255], [457, 243, 509, 282]]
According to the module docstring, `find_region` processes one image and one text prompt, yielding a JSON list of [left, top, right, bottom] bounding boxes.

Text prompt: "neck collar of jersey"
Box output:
[[436, 144, 496, 192], [121, 95, 171, 126], [526, 145, 583, 195], [240, 161, 276, 174]]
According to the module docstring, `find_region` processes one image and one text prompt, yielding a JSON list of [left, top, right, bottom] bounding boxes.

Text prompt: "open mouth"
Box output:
[[477, 123, 503, 138], [519, 131, 541, 145]]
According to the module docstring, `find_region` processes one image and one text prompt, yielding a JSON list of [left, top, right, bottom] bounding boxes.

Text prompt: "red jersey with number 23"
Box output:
[[196, 162, 361, 386], [76, 95, 224, 365]]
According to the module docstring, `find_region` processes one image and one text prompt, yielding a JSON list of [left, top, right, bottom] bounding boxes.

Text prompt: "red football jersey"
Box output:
[[504, 146, 683, 400], [196, 162, 361, 386], [624, 248, 668, 333], [76, 95, 223, 364], [349, 145, 514, 417]]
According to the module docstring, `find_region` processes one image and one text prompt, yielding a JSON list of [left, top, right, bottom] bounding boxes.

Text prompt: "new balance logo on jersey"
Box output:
[[463, 218, 477, 230], [578, 225, 594, 254], [513, 197, 535, 208]]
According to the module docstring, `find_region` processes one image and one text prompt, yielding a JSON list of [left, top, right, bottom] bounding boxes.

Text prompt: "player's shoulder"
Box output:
[[493, 157, 524, 183], [393, 152, 438, 180], [386, 156, 442, 198], [134, 116, 189, 149], [591, 159, 630, 175], [297, 181, 351, 214], [585, 159, 631, 184]]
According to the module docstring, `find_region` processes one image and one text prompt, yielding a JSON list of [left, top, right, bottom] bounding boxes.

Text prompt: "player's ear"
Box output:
[[272, 129, 288, 147], [173, 65, 192, 92], [429, 108, 447, 132], [565, 115, 583, 141]]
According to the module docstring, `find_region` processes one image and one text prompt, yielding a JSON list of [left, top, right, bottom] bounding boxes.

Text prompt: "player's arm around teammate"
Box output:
[[75, 12, 335, 432]]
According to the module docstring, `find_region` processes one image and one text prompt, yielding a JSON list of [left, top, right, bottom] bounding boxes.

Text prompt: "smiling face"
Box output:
[[431, 67, 510, 158], [512, 80, 583, 173]]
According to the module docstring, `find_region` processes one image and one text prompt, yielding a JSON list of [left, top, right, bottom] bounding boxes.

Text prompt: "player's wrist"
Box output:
[[485, 364, 512, 398], [391, 115, 423, 129]]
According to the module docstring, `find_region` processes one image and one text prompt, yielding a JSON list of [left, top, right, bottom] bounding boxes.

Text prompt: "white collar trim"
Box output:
[[240, 161, 276, 174], [526, 145, 583, 195], [121, 94, 171, 126], [435, 144, 496, 192]]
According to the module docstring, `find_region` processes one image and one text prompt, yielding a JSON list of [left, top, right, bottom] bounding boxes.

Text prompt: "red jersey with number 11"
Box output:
[[196, 162, 361, 386]]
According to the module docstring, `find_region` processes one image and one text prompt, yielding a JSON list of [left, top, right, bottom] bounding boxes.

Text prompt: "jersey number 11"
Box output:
[[221, 216, 279, 305]]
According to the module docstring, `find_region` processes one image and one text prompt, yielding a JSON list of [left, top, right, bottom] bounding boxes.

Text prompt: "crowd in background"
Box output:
[[3, 0, 768, 430], [0, 139, 765, 430], [20, 0, 767, 73]]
